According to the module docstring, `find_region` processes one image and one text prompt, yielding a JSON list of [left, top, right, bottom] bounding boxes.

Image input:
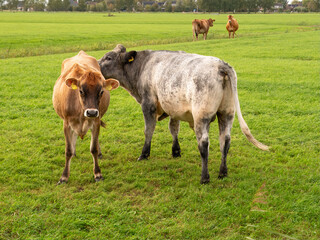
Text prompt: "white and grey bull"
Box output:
[[99, 44, 269, 184]]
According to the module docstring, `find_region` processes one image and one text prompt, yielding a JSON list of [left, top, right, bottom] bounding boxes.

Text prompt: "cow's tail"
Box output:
[[220, 63, 269, 151]]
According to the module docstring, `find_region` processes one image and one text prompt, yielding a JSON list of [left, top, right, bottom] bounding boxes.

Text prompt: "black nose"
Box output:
[[84, 109, 99, 118]]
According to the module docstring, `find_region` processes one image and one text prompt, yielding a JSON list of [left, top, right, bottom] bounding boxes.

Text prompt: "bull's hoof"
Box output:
[[200, 174, 210, 184], [95, 176, 104, 182], [218, 168, 228, 179], [172, 150, 181, 158], [137, 154, 149, 161], [218, 172, 228, 179]]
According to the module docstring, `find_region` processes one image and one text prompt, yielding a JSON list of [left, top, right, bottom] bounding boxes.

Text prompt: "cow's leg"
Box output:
[[138, 102, 157, 161], [204, 33, 207, 40], [228, 31, 231, 38], [58, 122, 74, 184], [169, 118, 181, 158], [71, 131, 77, 157], [194, 118, 211, 184], [91, 121, 103, 182], [217, 112, 234, 179], [196, 33, 198, 41]]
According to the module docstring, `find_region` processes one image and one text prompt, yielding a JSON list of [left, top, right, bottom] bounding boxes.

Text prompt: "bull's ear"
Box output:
[[65, 78, 79, 90], [124, 51, 137, 64], [104, 78, 120, 91]]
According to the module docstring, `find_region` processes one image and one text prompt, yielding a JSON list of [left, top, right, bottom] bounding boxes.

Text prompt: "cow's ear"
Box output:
[[104, 78, 119, 91], [65, 78, 79, 90], [124, 51, 137, 64]]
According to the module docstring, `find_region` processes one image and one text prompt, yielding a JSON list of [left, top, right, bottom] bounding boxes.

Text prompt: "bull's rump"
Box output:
[[140, 52, 226, 122]]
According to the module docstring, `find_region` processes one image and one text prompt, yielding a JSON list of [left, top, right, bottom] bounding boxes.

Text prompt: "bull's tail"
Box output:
[[220, 63, 269, 151], [100, 120, 106, 128]]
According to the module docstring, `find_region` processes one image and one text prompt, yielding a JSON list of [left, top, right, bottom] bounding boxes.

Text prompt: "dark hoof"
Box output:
[[137, 154, 149, 161], [172, 150, 181, 158], [218, 173, 228, 179], [95, 176, 104, 182], [200, 174, 210, 184]]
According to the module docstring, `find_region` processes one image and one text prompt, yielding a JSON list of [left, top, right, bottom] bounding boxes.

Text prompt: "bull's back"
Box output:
[[141, 52, 224, 119]]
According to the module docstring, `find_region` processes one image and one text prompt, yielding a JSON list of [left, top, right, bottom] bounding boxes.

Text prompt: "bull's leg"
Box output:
[[217, 112, 234, 179], [58, 123, 74, 184], [138, 102, 157, 161], [194, 119, 211, 184], [169, 118, 181, 158], [91, 121, 103, 182]]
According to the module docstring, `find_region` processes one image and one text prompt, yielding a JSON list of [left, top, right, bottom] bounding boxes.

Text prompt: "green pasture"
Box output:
[[0, 12, 319, 58], [0, 12, 319, 239]]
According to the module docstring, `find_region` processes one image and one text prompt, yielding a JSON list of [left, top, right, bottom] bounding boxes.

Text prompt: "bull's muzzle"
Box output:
[[84, 109, 99, 118]]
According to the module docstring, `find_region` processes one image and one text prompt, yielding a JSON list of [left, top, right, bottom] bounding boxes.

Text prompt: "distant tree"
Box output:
[[258, 0, 275, 12], [0, 0, 4, 9], [303, 0, 320, 11], [77, 0, 87, 11], [278, 0, 288, 9], [165, 0, 173, 12], [246, 0, 258, 12], [7, 0, 19, 10]]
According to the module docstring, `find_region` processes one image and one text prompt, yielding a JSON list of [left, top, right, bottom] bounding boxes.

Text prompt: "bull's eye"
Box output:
[[106, 56, 112, 61]]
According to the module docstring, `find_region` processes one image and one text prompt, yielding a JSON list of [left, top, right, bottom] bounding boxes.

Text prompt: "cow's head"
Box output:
[[208, 18, 215, 27], [228, 15, 233, 24], [65, 64, 119, 118], [99, 44, 137, 81]]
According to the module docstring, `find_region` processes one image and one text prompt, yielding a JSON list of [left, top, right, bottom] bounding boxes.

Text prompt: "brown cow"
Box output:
[[226, 15, 239, 38], [192, 18, 215, 41], [53, 50, 119, 184]]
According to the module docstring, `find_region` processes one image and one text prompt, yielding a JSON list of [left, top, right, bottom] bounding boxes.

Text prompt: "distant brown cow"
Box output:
[[192, 18, 215, 41], [226, 15, 239, 38], [53, 51, 119, 184]]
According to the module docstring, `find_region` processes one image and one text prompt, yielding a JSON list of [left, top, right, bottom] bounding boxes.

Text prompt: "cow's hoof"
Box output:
[[95, 176, 104, 182], [172, 150, 181, 158]]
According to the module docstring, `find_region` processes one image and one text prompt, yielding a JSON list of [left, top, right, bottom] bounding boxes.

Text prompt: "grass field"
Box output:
[[0, 12, 319, 239]]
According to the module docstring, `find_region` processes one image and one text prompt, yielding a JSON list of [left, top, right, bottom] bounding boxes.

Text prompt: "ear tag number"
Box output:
[[71, 83, 78, 90], [128, 57, 134, 62]]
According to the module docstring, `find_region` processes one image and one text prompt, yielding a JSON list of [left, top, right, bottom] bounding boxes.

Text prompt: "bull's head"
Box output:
[[99, 44, 137, 82], [65, 64, 119, 118]]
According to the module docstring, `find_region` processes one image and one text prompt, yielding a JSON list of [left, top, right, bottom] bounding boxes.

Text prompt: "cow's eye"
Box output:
[[106, 56, 112, 61], [79, 89, 85, 96], [100, 90, 104, 97]]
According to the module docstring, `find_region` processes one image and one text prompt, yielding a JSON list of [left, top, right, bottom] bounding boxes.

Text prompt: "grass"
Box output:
[[0, 12, 319, 239]]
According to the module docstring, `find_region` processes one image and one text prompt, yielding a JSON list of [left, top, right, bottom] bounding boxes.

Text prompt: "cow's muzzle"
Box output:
[[84, 109, 99, 118]]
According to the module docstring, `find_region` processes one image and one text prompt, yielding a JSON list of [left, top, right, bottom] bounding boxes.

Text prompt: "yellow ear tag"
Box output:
[[128, 57, 134, 63], [106, 85, 113, 91], [71, 83, 78, 90]]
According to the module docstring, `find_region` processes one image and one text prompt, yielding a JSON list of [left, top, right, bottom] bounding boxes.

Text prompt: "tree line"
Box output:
[[1, 0, 319, 12]]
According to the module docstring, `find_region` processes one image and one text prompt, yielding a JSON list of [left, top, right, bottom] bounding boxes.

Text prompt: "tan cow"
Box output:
[[226, 15, 239, 38], [192, 18, 215, 41], [53, 51, 119, 184]]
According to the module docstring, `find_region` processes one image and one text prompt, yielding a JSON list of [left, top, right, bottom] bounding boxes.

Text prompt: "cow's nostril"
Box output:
[[84, 109, 99, 118]]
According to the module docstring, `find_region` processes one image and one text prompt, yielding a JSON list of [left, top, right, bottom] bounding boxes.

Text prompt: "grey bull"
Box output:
[[99, 44, 269, 184]]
